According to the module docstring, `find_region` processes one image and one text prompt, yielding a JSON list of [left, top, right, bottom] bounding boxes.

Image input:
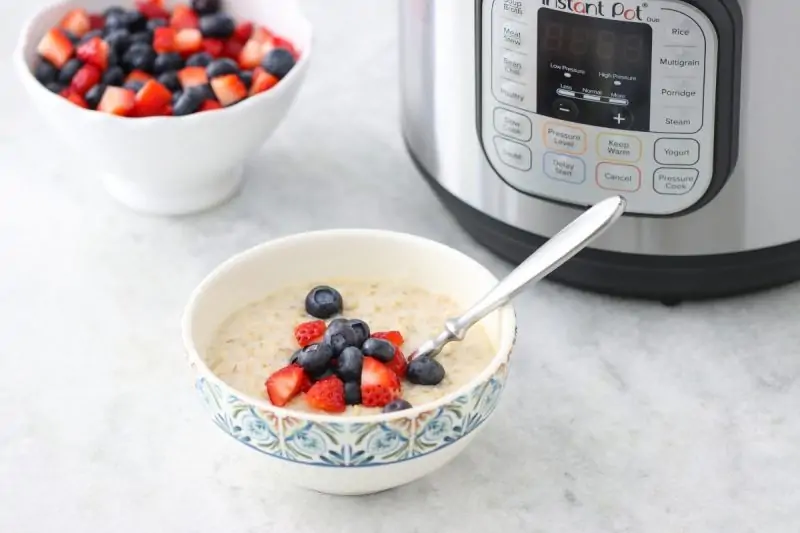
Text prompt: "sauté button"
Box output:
[[654, 138, 700, 165], [543, 122, 586, 154], [494, 136, 532, 171], [543, 152, 586, 184], [494, 108, 532, 141], [596, 163, 641, 192], [653, 167, 699, 195]]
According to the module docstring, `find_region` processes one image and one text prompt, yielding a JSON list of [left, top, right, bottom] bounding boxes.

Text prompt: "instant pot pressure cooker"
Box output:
[[400, 0, 800, 301]]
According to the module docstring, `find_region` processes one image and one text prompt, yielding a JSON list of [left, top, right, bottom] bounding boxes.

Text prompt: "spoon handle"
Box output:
[[446, 195, 627, 341]]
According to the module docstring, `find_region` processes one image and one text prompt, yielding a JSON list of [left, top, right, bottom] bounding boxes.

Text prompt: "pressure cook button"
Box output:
[[595, 163, 641, 192], [494, 108, 532, 141], [499, 0, 528, 19], [543, 122, 586, 154], [552, 98, 579, 120], [497, 79, 530, 108], [543, 152, 586, 184], [654, 138, 700, 165], [501, 21, 526, 49], [493, 136, 532, 171], [653, 167, 699, 195], [501, 50, 527, 80]]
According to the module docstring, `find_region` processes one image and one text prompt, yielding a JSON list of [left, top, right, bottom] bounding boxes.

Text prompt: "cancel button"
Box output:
[[653, 167, 699, 195]]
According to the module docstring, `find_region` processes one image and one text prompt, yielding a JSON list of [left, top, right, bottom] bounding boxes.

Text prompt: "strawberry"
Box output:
[[89, 13, 105, 31], [293, 320, 326, 348], [136, 0, 170, 19], [265, 364, 306, 407], [222, 39, 243, 61], [76, 36, 109, 70], [170, 4, 199, 30], [65, 91, 88, 108], [133, 79, 173, 117], [249, 67, 278, 96], [251, 26, 273, 44], [159, 104, 174, 116], [153, 27, 176, 53], [60, 9, 91, 38], [199, 100, 222, 112], [178, 66, 208, 88], [175, 28, 203, 56], [97, 86, 136, 116], [125, 70, 153, 84], [360, 357, 401, 408], [70, 64, 101, 96], [232, 21, 253, 43], [371, 331, 405, 348], [305, 376, 346, 413], [386, 348, 408, 380], [210, 74, 247, 106], [37, 29, 74, 69], [237, 39, 263, 69], [273, 36, 299, 58], [202, 38, 225, 58], [300, 372, 313, 393]]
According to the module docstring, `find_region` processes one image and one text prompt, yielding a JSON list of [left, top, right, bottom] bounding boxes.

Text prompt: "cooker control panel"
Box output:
[[479, 0, 718, 215]]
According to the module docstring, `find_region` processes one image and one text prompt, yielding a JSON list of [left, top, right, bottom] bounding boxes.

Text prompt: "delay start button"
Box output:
[[596, 163, 641, 192]]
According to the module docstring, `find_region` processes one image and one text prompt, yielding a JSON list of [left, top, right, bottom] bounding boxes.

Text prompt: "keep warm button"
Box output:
[[653, 167, 699, 195], [596, 163, 641, 192]]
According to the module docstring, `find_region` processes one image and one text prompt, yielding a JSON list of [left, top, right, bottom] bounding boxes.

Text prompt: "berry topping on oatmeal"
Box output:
[[304, 375, 346, 414], [304, 285, 343, 319], [293, 319, 326, 347], [265, 364, 305, 407], [407, 355, 446, 386], [382, 399, 413, 413], [361, 337, 396, 364]]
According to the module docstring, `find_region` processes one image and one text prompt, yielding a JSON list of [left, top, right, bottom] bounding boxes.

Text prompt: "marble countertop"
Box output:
[[2, 1, 800, 531]]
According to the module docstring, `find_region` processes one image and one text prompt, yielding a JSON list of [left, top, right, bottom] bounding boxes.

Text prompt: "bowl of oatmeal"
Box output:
[[182, 229, 517, 495]]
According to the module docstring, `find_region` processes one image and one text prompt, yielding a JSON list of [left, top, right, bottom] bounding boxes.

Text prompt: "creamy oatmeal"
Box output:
[[206, 279, 496, 415]]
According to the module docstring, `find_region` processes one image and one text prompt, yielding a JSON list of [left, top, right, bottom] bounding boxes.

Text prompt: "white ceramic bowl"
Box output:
[[14, 0, 312, 216], [182, 229, 518, 496]]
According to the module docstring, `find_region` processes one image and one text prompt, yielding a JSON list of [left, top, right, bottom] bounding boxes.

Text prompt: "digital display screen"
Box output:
[[536, 9, 653, 132]]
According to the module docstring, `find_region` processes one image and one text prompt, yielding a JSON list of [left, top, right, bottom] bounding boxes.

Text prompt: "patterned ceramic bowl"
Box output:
[[182, 229, 517, 495]]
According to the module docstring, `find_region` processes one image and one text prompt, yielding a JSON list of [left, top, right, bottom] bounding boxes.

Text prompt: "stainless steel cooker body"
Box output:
[[400, 0, 800, 300]]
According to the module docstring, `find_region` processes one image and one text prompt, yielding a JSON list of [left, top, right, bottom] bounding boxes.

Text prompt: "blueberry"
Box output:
[[186, 52, 214, 67], [45, 82, 65, 93], [57, 58, 84, 84], [147, 18, 168, 31], [304, 286, 343, 319], [105, 12, 130, 32], [78, 29, 104, 45], [171, 90, 183, 105], [406, 356, 446, 386], [107, 49, 119, 68], [104, 29, 131, 54], [194, 83, 216, 101], [129, 31, 153, 46], [173, 87, 206, 115], [154, 52, 184, 75], [239, 69, 253, 90], [124, 80, 145, 93], [310, 367, 336, 381], [102, 65, 125, 86], [323, 324, 358, 356], [382, 399, 413, 413], [347, 319, 371, 346], [262, 47, 295, 79], [103, 6, 126, 18], [191, 0, 220, 16], [361, 338, 395, 364], [158, 71, 182, 92], [293, 343, 334, 376], [122, 45, 156, 73], [199, 13, 235, 39], [63, 31, 80, 45], [84, 83, 106, 109], [125, 10, 148, 33], [336, 347, 364, 383], [206, 58, 238, 79], [33, 59, 58, 85], [344, 381, 362, 406]]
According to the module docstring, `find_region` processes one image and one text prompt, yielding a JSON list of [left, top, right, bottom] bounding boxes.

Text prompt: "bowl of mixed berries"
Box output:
[[14, 0, 312, 215]]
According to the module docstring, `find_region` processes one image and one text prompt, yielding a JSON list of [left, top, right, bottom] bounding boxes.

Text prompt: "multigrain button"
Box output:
[[501, 21, 526, 49], [493, 136, 532, 171], [500, 0, 527, 20], [543, 152, 585, 184], [543, 122, 586, 154], [494, 108, 532, 141], [656, 47, 704, 74], [500, 49, 527, 80], [597, 133, 641, 162], [596, 163, 641, 192], [653, 167, 699, 195], [654, 138, 700, 165], [497, 79, 529, 108]]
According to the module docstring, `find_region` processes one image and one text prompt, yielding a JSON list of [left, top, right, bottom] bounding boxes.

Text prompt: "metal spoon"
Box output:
[[408, 195, 627, 365]]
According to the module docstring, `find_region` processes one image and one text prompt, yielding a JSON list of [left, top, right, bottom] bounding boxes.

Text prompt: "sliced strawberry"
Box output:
[[386, 348, 408, 379], [202, 38, 224, 58], [273, 36, 299, 59], [58, 87, 73, 98], [60, 9, 91, 38], [175, 28, 203, 56], [199, 100, 222, 112], [237, 39, 263, 69], [97, 86, 136, 116], [300, 372, 313, 393], [70, 64, 101, 96], [76, 36, 109, 70], [153, 27, 176, 53], [134, 79, 173, 117], [170, 4, 199, 30], [223, 38, 244, 61], [37, 28, 74, 69], [125, 70, 153, 84], [135, 0, 170, 19], [265, 364, 306, 407], [89, 13, 105, 31], [293, 320, 326, 348], [371, 331, 405, 348], [65, 91, 88, 108], [305, 375, 346, 413], [178, 66, 208, 88], [360, 357, 401, 408], [251, 26, 273, 44], [159, 104, 174, 116], [232, 21, 253, 43], [249, 67, 278, 96], [210, 74, 247, 106]]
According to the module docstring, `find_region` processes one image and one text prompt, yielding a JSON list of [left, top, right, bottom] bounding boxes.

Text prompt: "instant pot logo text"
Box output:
[[541, 0, 644, 20]]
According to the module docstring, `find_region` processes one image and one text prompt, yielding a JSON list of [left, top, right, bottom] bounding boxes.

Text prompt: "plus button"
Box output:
[[613, 113, 626, 125]]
